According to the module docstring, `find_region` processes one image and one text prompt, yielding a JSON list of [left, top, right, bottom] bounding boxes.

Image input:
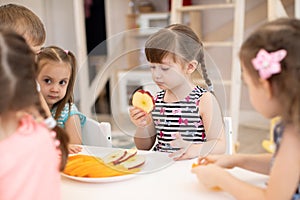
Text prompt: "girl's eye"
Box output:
[[161, 67, 169, 71], [44, 78, 51, 84], [149, 65, 156, 70], [59, 80, 67, 86]]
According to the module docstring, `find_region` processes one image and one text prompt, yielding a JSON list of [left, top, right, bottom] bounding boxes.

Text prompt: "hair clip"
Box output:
[[207, 85, 214, 92], [251, 49, 287, 79], [64, 50, 69, 54], [44, 116, 57, 129]]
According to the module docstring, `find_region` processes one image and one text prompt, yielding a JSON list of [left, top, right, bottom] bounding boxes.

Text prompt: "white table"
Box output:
[[61, 146, 268, 200]]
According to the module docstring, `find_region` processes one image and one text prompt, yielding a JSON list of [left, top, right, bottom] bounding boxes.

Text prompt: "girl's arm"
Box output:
[[192, 125, 300, 200], [169, 92, 226, 160], [199, 153, 272, 175], [265, 125, 300, 199], [65, 115, 82, 144], [130, 107, 156, 150], [192, 164, 267, 200], [134, 125, 156, 150], [199, 92, 226, 155]]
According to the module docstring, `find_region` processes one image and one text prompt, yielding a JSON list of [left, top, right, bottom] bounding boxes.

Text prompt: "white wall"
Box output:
[[0, 0, 84, 103], [0, 0, 77, 52]]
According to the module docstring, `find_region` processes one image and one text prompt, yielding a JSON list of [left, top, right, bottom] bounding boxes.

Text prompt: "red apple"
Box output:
[[132, 89, 155, 113]]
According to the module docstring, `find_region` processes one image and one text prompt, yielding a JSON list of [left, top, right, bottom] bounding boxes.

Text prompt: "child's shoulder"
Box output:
[[192, 86, 209, 99], [194, 86, 208, 93]]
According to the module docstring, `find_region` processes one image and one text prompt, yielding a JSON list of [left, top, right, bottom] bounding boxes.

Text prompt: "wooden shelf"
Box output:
[[176, 3, 234, 12], [203, 41, 232, 47]]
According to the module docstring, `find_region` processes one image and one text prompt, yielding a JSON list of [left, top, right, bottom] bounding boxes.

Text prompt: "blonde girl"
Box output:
[[129, 24, 226, 160], [36, 46, 86, 153], [192, 18, 300, 200]]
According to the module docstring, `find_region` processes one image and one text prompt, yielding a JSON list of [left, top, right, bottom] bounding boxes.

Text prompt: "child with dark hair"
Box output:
[[129, 24, 226, 160], [37, 46, 86, 153], [0, 30, 69, 200], [192, 18, 300, 200]]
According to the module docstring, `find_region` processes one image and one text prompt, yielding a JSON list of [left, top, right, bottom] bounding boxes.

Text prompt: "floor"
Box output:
[[96, 114, 270, 154], [236, 125, 269, 154]]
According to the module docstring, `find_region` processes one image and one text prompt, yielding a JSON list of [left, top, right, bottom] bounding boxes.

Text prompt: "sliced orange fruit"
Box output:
[[63, 153, 144, 178]]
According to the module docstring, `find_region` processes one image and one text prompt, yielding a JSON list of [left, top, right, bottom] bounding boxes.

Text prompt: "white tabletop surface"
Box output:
[[61, 146, 269, 200]]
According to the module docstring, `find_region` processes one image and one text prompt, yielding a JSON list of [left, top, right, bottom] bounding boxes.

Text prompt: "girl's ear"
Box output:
[[186, 60, 198, 74], [259, 78, 273, 99]]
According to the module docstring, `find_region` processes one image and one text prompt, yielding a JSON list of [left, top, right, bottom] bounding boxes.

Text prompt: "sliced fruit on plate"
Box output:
[[64, 156, 103, 175], [63, 155, 138, 178], [113, 149, 137, 165], [120, 155, 146, 169], [68, 160, 101, 177], [63, 150, 146, 178], [132, 89, 155, 113], [103, 149, 127, 164]]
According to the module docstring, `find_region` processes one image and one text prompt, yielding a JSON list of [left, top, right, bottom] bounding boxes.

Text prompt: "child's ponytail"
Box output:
[[35, 99, 69, 171], [199, 58, 214, 93]]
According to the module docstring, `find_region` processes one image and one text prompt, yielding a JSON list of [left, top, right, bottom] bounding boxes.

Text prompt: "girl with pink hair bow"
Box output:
[[192, 18, 300, 200]]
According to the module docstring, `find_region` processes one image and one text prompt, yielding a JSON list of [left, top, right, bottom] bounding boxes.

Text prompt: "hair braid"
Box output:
[[199, 59, 214, 93], [34, 97, 69, 171]]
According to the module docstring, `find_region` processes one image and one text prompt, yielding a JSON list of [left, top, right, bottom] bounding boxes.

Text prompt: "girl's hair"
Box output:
[[144, 24, 213, 91], [0, 30, 68, 171], [239, 18, 300, 129], [0, 4, 46, 47], [36, 46, 77, 121]]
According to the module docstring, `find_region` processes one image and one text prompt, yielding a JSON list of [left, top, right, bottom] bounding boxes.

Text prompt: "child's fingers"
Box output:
[[197, 157, 213, 165], [168, 149, 185, 160], [130, 108, 146, 120], [170, 133, 189, 149], [68, 145, 82, 154]]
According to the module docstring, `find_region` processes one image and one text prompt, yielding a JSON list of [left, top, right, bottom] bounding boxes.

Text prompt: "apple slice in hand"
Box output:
[[132, 89, 155, 113]]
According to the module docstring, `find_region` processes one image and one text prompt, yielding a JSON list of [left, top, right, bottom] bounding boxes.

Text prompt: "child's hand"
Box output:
[[169, 133, 200, 160], [191, 164, 225, 191], [68, 145, 82, 154], [129, 107, 152, 127], [197, 154, 236, 169]]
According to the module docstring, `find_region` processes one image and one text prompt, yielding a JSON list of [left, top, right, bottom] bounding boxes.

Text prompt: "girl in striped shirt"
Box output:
[[129, 24, 226, 160]]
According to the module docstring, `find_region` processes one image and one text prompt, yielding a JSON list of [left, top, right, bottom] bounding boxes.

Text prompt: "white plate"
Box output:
[[62, 146, 174, 183], [61, 173, 136, 183]]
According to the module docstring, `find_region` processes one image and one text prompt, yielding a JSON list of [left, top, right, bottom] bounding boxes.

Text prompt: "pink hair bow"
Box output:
[[251, 49, 287, 79]]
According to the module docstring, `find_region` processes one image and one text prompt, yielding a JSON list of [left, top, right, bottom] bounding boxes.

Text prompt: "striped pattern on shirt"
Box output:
[[152, 86, 207, 153]]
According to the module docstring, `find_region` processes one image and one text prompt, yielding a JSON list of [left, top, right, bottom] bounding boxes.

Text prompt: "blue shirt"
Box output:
[[51, 103, 86, 129]]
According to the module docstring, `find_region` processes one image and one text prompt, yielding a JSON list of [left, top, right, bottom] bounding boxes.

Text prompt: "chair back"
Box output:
[[82, 118, 112, 147], [224, 117, 233, 154]]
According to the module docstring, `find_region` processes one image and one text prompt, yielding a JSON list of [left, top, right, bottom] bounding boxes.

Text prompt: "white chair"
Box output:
[[224, 117, 234, 155], [82, 118, 112, 147]]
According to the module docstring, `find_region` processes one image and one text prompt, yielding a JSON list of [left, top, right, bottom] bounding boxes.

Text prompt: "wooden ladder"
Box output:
[[170, 0, 245, 148]]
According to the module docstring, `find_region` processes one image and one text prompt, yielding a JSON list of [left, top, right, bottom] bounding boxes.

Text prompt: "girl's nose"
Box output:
[[152, 67, 163, 80], [50, 84, 59, 92]]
